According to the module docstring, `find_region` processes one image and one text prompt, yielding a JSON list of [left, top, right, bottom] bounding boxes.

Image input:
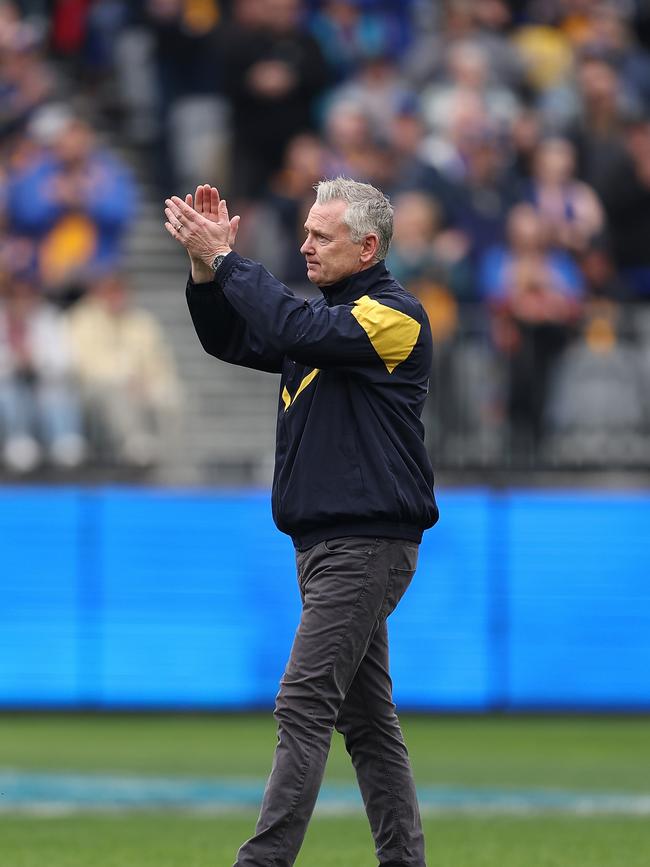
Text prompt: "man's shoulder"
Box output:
[[367, 276, 427, 325]]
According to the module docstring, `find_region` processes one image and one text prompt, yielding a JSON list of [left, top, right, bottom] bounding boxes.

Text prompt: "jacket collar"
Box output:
[[320, 260, 388, 307]]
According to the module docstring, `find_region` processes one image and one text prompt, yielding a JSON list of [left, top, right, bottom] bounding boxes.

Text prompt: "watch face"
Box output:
[[211, 255, 225, 272]]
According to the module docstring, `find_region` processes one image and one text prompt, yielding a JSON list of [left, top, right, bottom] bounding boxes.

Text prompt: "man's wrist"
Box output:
[[190, 247, 232, 283], [209, 246, 232, 260], [190, 259, 215, 284]]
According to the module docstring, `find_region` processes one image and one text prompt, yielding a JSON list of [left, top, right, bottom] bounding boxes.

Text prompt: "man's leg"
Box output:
[[335, 620, 426, 866], [234, 537, 418, 867]]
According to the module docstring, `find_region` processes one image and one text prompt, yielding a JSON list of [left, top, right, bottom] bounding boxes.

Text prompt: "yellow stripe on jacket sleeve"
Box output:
[[351, 295, 421, 373]]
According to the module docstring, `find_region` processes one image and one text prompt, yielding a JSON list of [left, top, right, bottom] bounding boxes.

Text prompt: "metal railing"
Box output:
[[424, 303, 650, 472]]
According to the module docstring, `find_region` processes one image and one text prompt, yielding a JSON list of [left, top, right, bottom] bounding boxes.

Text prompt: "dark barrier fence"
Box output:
[[424, 303, 650, 471], [1, 487, 649, 710]]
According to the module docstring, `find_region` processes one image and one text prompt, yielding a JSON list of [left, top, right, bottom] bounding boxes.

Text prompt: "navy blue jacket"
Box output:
[[186, 252, 438, 548]]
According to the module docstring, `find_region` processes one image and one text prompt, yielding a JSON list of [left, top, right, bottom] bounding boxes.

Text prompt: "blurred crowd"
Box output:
[[0, 0, 183, 475], [2, 0, 650, 474]]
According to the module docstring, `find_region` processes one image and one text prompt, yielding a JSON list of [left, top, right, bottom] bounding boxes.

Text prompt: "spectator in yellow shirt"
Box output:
[[68, 271, 182, 468]]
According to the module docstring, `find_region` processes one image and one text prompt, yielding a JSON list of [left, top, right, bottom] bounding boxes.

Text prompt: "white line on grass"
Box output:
[[1, 772, 650, 816]]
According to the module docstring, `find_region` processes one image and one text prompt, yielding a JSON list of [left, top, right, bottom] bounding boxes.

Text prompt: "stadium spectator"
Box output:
[[221, 0, 329, 200], [309, 0, 368, 83], [311, 0, 409, 82], [420, 39, 520, 141], [386, 190, 467, 460], [387, 190, 473, 302], [382, 96, 456, 213], [82, 0, 130, 84], [565, 3, 650, 111], [435, 97, 522, 264], [596, 113, 650, 298], [564, 54, 634, 195], [49, 0, 130, 89], [321, 98, 384, 185], [327, 54, 413, 144], [421, 88, 491, 180], [0, 272, 85, 472], [481, 202, 584, 453], [578, 237, 630, 303], [142, 0, 225, 191], [323, 93, 399, 193], [509, 104, 545, 178], [237, 132, 327, 286], [308, 0, 411, 84], [67, 271, 182, 467], [0, 14, 57, 140], [510, 8, 576, 126], [404, 0, 524, 93], [5, 106, 137, 304], [525, 135, 605, 255]]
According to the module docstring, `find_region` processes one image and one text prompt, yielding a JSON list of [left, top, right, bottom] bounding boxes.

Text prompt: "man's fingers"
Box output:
[[164, 205, 184, 227], [210, 186, 220, 215], [202, 184, 212, 216], [170, 189, 229, 223], [164, 188, 233, 253], [169, 195, 191, 215], [169, 195, 199, 223], [164, 219, 181, 237], [193, 184, 221, 215], [165, 199, 186, 226], [164, 221, 185, 243], [229, 214, 240, 246]]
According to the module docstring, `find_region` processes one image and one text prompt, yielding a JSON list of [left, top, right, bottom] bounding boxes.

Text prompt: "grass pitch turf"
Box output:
[[3, 814, 650, 867], [1, 713, 648, 791], [1, 714, 649, 866]]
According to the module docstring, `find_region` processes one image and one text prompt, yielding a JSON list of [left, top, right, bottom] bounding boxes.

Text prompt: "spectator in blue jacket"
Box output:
[[164, 178, 437, 867], [6, 106, 137, 303]]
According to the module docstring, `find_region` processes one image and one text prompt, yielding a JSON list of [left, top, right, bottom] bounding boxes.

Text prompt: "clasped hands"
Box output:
[[164, 184, 240, 282]]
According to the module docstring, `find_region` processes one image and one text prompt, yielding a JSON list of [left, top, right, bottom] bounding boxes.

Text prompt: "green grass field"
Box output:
[[1, 713, 649, 866]]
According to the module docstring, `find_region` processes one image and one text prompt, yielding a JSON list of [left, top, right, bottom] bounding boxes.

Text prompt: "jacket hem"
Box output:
[[291, 521, 424, 551]]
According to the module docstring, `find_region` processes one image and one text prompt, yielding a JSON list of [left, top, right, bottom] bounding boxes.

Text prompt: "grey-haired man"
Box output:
[[165, 178, 438, 866]]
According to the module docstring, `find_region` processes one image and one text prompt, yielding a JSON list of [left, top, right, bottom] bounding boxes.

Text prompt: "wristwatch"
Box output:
[[211, 253, 227, 274]]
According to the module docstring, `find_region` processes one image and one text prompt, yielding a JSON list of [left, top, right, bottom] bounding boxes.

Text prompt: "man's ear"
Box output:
[[360, 233, 379, 264]]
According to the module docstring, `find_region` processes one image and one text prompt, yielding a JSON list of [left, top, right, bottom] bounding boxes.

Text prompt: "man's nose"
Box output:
[[300, 236, 312, 255]]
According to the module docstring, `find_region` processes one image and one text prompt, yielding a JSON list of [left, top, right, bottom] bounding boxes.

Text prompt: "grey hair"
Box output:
[[314, 177, 393, 262]]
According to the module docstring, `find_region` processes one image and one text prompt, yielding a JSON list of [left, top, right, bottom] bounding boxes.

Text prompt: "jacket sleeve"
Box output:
[[217, 254, 422, 372], [186, 274, 284, 374]]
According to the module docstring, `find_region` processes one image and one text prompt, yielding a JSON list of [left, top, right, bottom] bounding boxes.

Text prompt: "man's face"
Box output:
[[300, 200, 365, 286]]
